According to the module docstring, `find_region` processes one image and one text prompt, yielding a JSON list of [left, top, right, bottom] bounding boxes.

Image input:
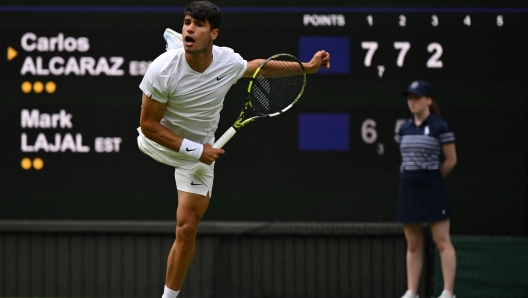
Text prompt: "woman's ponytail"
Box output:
[[429, 99, 440, 117]]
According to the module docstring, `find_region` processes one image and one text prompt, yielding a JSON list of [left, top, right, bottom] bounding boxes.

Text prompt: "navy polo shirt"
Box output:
[[398, 114, 455, 172]]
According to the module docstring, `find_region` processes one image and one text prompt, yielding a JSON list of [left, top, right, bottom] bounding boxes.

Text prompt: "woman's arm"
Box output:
[[440, 143, 457, 178]]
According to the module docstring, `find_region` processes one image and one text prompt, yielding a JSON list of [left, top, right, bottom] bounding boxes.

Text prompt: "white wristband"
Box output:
[[179, 138, 204, 160]]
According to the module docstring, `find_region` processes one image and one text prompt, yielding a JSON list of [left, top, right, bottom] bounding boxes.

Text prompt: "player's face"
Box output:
[[407, 94, 431, 115], [182, 15, 218, 55]]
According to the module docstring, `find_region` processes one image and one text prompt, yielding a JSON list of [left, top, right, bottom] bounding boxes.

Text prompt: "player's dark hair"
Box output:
[[184, 1, 223, 30], [430, 99, 440, 117]]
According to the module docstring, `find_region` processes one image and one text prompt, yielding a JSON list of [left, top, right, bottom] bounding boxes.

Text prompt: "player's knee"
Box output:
[[176, 221, 198, 242]]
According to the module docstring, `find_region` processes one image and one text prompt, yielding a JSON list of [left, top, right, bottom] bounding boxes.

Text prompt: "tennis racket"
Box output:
[[213, 53, 306, 149]]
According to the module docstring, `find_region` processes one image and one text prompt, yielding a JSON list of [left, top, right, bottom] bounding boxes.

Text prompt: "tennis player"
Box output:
[[397, 81, 457, 298], [137, 2, 330, 298]]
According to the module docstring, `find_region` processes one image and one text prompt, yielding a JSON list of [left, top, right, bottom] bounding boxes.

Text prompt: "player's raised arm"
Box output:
[[242, 59, 266, 78], [303, 50, 330, 73], [242, 50, 330, 78]]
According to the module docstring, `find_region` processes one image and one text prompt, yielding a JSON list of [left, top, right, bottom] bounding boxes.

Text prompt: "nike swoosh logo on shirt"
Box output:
[[217, 75, 227, 81]]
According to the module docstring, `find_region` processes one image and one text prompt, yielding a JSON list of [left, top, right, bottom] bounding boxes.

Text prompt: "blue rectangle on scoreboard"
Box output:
[[299, 113, 349, 151], [299, 36, 349, 74]]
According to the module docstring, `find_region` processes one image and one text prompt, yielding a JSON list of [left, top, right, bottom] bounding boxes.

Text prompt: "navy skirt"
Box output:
[[397, 170, 452, 223]]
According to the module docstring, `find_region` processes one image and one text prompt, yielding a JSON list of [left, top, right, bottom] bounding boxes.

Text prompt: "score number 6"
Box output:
[[361, 118, 410, 144]]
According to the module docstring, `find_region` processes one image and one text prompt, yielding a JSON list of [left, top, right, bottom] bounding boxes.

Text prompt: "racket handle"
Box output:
[[213, 127, 237, 149]]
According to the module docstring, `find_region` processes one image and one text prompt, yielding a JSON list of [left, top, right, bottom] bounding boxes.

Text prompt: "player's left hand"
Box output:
[[304, 50, 330, 74]]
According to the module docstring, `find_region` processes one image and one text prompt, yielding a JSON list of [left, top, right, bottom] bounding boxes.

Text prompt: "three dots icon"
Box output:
[[21, 81, 56, 94], [21, 157, 44, 170]]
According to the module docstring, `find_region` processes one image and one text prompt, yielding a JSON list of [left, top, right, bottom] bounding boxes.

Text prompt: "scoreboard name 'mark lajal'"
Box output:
[[21, 109, 122, 153]]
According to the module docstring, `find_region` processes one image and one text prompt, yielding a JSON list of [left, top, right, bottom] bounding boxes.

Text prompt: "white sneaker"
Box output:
[[437, 290, 455, 298], [401, 290, 419, 298], [163, 28, 183, 51]]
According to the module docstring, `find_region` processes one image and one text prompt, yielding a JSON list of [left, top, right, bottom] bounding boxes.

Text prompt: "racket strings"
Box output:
[[250, 58, 305, 115]]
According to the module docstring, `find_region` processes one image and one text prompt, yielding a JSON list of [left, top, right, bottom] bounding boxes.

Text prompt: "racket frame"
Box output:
[[213, 53, 306, 149]]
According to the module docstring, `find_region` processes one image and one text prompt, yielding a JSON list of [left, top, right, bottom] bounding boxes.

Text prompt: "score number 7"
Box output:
[[361, 41, 443, 68]]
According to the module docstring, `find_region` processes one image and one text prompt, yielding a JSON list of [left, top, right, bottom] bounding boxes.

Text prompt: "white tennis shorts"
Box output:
[[137, 127, 214, 197]]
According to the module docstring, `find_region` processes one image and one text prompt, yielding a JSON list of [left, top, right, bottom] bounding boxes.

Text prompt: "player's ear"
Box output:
[[210, 28, 219, 41]]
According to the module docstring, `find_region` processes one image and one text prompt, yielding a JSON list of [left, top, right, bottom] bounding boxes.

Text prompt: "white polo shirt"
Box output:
[[140, 46, 247, 146]]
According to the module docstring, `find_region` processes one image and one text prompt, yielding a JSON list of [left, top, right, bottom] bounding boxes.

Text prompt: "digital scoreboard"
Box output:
[[0, 4, 526, 235]]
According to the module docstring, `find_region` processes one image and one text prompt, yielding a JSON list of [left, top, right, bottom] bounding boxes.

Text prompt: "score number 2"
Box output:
[[362, 41, 443, 68]]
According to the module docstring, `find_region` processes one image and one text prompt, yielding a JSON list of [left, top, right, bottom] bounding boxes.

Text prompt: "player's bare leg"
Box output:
[[403, 224, 424, 295], [430, 219, 456, 295], [166, 190, 210, 291]]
